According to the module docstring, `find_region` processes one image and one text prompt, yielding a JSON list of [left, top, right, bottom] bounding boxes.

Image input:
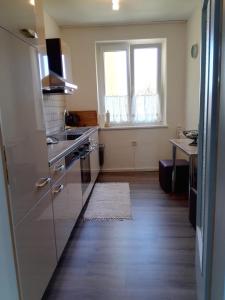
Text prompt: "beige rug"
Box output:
[[84, 183, 132, 220]]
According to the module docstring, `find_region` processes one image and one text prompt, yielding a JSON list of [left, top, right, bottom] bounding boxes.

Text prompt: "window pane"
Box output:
[[134, 48, 158, 95], [104, 51, 128, 96], [132, 47, 161, 123], [103, 51, 128, 123]]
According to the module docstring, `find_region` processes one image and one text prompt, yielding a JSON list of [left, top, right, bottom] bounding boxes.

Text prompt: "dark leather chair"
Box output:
[[159, 159, 189, 193]]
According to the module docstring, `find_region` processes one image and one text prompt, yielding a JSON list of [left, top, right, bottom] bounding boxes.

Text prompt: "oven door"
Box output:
[[80, 151, 91, 194]]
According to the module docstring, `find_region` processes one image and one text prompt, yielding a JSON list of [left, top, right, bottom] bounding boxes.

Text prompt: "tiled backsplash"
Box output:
[[43, 94, 66, 135]]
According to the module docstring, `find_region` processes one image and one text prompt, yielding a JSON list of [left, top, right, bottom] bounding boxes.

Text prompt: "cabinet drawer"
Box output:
[[50, 158, 66, 184]]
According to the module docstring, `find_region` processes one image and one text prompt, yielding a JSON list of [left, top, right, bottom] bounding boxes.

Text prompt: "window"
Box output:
[[96, 40, 166, 127]]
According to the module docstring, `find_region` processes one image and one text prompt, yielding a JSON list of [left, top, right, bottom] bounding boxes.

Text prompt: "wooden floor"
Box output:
[[43, 172, 197, 300]]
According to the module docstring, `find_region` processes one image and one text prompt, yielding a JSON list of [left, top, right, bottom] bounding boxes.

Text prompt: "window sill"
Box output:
[[99, 124, 168, 131]]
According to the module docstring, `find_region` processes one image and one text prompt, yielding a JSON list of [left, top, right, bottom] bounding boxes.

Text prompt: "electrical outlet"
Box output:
[[131, 141, 137, 147]]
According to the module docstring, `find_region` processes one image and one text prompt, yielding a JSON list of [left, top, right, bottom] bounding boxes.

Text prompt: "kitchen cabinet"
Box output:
[[52, 175, 70, 259], [52, 157, 82, 260], [0, 4, 55, 299], [90, 131, 100, 184], [0, 0, 45, 47], [0, 27, 51, 226], [15, 190, 57, 300]]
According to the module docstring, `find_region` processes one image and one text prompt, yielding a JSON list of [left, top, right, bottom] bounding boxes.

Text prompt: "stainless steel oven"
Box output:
[[79, 140, 91, 194]]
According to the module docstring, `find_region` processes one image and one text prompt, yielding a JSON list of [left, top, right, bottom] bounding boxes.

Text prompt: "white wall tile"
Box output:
[[43, 94, 65, 135]]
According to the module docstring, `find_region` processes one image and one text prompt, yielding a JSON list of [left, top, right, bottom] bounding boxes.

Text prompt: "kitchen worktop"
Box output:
[[48, 127, 98, 166]]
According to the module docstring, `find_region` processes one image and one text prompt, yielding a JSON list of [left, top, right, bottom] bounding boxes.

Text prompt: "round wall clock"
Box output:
[[191, 44, 198, 58]]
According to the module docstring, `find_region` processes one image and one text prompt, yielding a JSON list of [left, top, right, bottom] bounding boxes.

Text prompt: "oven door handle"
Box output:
[[80, 151, 91, 159]]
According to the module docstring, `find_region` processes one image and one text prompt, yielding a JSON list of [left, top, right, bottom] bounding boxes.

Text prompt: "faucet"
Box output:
[[63, 109, 69, 131]]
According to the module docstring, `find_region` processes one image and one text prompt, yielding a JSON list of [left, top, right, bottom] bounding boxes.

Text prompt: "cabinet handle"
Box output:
[[91, 144, 98, 151], [36, 177, 51, 188], [54, 164, 65, 173], [20, 29, 38, 39], [52, 184, 64, 195]]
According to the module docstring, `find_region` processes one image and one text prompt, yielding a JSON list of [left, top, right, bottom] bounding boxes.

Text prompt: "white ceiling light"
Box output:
[[29, 0, 35, 6], [112, 0, 119, 11]]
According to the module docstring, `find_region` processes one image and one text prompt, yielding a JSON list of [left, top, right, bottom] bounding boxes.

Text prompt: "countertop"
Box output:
[[169, 138, 198, 156], [48, 127, 98, 166]]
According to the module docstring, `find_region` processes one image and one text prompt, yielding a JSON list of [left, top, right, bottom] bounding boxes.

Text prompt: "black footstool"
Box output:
[[159, 159, 189, 193]]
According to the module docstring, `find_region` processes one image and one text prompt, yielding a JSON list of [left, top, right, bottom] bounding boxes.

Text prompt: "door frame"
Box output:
[[196, 0, 222, 299], [210, 0, 225, 297]]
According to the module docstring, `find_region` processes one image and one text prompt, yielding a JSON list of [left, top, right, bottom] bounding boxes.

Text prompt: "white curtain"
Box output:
[[104, 94, 161, 125], [132, 94, 161, 124], [105, 96, 129, 123]]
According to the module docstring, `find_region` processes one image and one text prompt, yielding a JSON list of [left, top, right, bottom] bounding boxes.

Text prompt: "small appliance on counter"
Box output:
[[65, 111, 80, 127]]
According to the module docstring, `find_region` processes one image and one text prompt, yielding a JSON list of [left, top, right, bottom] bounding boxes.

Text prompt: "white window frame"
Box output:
[[96, 40, 166, 128]]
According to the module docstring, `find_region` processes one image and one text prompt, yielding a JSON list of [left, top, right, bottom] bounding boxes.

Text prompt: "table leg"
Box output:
[[189, 156, 194, 202], [172, 145, 177, 192]]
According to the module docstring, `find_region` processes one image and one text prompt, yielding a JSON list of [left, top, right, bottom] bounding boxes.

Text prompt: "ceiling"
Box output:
[[44, 0, 198, 27]]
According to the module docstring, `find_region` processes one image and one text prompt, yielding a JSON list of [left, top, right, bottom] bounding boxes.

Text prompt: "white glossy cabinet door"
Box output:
[[90, 131, 100, 184], [0, 0, 44, 46], [15, 190, 57, 300], [0, 28, 50, 225], [52, 170, 78, 260], [52, 175, 70, 259], [52, 158, 82, 260]]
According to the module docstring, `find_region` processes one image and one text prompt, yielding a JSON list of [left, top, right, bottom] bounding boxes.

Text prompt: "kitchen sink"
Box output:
[[65, 127, 91, 134], [57, 127, 92, 140], [54, 133, 82, 141], [47, 127, 92, 144]]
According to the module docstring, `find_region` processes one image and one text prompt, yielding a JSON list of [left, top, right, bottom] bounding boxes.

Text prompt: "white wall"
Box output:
[[185, 1, 201, 130], [62, 23, 187, 171]]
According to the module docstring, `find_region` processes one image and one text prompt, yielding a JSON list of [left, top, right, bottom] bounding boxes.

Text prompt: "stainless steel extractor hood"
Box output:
[[42, 71, 78, 95], [42, 38, 78, 95]]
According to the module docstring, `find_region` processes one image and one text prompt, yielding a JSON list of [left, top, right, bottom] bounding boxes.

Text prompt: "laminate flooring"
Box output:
[[43, 172, 196, 300]]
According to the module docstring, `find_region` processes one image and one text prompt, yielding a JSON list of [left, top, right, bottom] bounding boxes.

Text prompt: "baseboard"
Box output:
[[101, 167, 158, 173]]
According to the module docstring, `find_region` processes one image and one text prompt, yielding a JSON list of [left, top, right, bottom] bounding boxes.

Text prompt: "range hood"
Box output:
[[42, 71, 78, 95], [42, 38, 78, 95]]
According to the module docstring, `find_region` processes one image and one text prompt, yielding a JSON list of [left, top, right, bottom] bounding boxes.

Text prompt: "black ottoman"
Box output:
[[159, 159, 189, 193]]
